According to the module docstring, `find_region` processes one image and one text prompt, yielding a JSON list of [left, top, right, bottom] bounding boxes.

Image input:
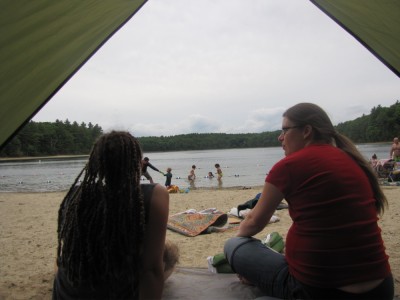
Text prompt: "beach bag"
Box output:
[[167, 185, 180, 193], [237, 192, 262, 213], [262, 232, 285, 253]]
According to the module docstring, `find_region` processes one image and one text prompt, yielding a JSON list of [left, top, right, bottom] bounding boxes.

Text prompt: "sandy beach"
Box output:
[[0, 186, 399, 299]]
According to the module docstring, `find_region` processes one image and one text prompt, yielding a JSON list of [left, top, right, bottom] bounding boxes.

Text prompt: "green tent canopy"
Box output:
[[0, 0, 399, 150], [311, 0, 400, 78], [0, 0, 147, 150]]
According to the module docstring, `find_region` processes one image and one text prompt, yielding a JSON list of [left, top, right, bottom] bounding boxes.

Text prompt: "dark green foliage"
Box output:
[[335, 101, 400, 143], [137, 132, 281, 152], [0, 119, 103, 157]]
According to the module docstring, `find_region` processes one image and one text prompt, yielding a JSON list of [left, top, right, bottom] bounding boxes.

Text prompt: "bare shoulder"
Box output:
[[150, 184, 169, 212], [152, 183, 169, 198]]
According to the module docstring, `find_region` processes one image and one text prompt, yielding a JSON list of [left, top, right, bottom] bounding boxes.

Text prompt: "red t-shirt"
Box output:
[[266, 144, 391, 288]]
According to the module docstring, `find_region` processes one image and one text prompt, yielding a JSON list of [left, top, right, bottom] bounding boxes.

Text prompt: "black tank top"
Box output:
[[53, 184, 156, 300]]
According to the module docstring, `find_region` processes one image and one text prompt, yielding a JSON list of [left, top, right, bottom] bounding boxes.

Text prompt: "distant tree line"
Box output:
[[138, 101, 400, 151], [0, 120, 103, 157], [1, 101, 399, 157], [335, 101, 400, 143], [137, 132, 281, 152]]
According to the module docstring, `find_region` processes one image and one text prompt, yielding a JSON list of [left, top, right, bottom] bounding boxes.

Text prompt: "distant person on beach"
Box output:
[[370, 153, 379, 172], [207, 171, 214, 178], [390, 137, 400, 161], [215, 163, 223, 180], [53, 131, 178, 300], [224, 103, 393, 299], [164, 167, 173, 188], [188, 165, 196, 181], [141, 156, 162, 183]]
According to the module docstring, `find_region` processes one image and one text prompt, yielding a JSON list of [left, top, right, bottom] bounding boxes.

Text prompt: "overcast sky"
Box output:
[[33, 0, 400, 137]]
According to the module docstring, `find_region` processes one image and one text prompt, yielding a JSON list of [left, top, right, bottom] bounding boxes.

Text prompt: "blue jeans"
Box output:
[[224, 237, 394, 300]]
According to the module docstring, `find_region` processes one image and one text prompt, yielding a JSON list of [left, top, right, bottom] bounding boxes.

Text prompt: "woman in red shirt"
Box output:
[[224, 103, 393, 299]]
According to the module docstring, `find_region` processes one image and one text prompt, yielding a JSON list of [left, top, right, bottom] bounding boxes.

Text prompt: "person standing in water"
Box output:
[[215, 163, 223, 180], [188, 165, 196, 181]]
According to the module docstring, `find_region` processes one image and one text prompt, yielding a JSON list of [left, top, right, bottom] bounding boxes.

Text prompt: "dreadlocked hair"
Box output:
[[284, 103, 388, 215], [56, 131, 145, 298]]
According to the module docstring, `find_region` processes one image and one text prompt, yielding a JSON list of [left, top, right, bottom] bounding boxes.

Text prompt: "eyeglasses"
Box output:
[[280, 126, 302, 136]]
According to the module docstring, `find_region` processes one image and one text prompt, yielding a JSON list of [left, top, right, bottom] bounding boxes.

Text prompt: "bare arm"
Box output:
[[148, 163, 160, 172], [140, 184, 169, 300], [236, 182, 284, 237]]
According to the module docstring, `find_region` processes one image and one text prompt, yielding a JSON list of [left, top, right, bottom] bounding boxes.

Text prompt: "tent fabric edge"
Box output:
[[0, 0, 148, 151], [309, 0, 400, 78]]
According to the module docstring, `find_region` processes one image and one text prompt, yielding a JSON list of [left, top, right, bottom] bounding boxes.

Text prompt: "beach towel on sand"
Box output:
[[167, 208, 230, 237]]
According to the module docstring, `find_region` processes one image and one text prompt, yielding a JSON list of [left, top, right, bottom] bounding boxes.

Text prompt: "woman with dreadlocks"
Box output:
[[53, 131, 173, 299]]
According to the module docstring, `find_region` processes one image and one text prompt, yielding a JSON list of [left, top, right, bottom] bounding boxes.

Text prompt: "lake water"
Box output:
[[0, 143, 391, 192]]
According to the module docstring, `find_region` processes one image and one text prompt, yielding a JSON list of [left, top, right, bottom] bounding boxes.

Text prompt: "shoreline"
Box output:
[[0, 141, 392, 162], [0, 154, 89, 163], [2, 182, 399, 194], [0, 185, 265, 194]]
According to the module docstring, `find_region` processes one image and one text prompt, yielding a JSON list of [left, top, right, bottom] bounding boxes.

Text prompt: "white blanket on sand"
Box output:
[[163, 267, 282, 300]]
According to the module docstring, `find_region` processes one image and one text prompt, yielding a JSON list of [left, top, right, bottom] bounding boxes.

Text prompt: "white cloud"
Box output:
[[33, 0, 400, 137]]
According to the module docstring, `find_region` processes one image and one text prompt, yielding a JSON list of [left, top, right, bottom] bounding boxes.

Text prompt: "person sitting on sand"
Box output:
[[370, 153, 379, 173], [224, 103, 394, 299], [53, 131, 178, 300], [390, 137, 400, 162]]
